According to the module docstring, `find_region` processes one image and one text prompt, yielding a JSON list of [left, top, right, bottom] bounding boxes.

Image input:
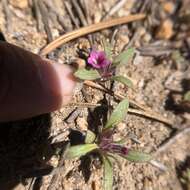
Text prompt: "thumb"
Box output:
[[0, 42, 76, 122]]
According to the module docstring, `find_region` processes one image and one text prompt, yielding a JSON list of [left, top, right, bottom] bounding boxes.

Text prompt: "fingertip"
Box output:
[[0, 42, 77, 121], [49, 62, 76, 105], [38, 59, 76, 110]]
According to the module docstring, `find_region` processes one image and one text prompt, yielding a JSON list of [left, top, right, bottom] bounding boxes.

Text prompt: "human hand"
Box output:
[[0, 42, 76, 122]]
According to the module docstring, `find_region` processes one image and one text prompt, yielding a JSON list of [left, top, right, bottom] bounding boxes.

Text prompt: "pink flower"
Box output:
[[87, 50, 111, 69], [101, 143, 128, 156]]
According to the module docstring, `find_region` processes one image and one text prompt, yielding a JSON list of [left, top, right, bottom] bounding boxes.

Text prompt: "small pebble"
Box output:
[[143, 33, 152, 42], [133, 54, 144, 65], [76, 117, 88, 131], [156, 19, 174, 40], [162, 2, 175, 14], [117, 122, 126, 131]]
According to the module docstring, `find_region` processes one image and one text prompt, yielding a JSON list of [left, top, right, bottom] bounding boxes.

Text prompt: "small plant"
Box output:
[[74, 40, 134, 88], [65, 98, 152, 190]]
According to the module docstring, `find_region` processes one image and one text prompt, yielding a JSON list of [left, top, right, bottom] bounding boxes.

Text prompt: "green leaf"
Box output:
[[113, 48, 135, 66], [66, 144, 98, 159], [184, 91, 190, 102], [74, 68, 101, 80], [85, 130, 96, 144], [103, 39, 112, 60], [107, 153, 122, 170], [103, 156, 113, 190], [111, 75, 133, 88], [171, 50, 185, 64], [123, 150, 152, 162], [104, 98, 129, 129]]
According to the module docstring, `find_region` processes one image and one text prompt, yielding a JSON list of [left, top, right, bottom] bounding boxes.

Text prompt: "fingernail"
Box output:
[[38, 59, 76, 109]]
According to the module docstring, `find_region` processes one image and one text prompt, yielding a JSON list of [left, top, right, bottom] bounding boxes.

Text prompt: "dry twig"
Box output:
[[38, 0, 53, 43], [40, 14, 146, 55], [44, 0, 68, 31], [137, 43, 172, 57], [80, 0, 92, 25], [33, 0, 43, 32], [2, 0, 12, 32], [65, 108, 81, 123], [149, 160, 167, 172], [64, 1, 79, 29], [153, 127, 190, 156], [71, 0, 88, 26], [83, 80, 173, 126], [84, 80, 153, 111], [66, 99, 173, 126], [67, 102, 102, 108], [128, 108, 173, 126], [122, 0, 151, 50], [101, 0, 127, 20]]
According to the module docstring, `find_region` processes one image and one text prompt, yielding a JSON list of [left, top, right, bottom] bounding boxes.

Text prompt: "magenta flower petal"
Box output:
[[87, 50, 111, 69], [100, 143, 128, 156]]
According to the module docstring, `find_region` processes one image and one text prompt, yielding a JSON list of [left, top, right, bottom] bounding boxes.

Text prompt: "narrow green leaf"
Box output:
[[105, 98, 129, 129], [184, 91, 190, 102], [107, 153, 122, 170], [74, 68, 101, 80], [85, 130, 96, 144], [103, 39, 112, 60], [123, 150, 152, 162], [66, 144, 98, 159], [103, 156, 113, 190], [113, 48, 135, 66], [111, 75, 133, 88]]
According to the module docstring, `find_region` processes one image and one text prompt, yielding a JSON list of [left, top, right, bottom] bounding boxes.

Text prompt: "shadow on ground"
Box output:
[[165, 79, 190, 114], [75, 97, 108, 183], [87, 96, 109, 135], [0, 114, 53, 190], [0, 96, 109, 189], [176, 156, 190, 190]]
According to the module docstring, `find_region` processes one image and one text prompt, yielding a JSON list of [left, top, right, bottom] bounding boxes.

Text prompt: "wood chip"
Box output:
[[156, 19, 174, 40], [162, 2, 175, 14], [9, 0, 28, 9]]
